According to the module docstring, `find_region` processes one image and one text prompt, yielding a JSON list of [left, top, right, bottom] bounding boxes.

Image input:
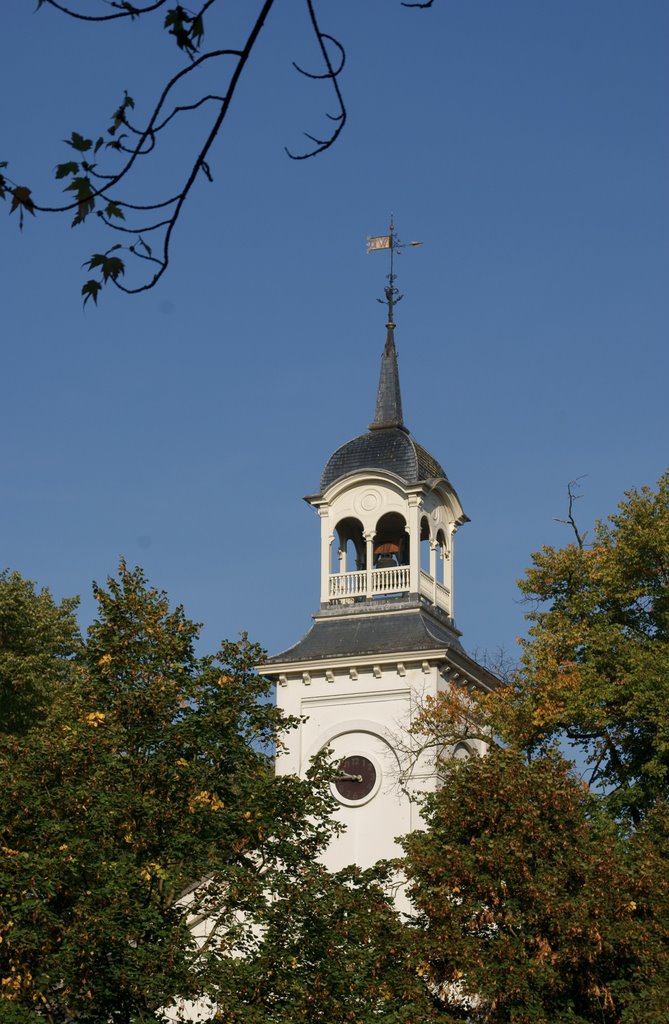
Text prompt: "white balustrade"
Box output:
[[419, 570, 433, 599], [328, 570, 366, 599], [328, 566, 449, 609], [329, 566, 410, 600], [371, 565, 410, 595], [420, 570, 451, 614]]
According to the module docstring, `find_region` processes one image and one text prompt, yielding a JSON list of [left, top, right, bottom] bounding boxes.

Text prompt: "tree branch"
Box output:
[[554, 477, 587, 549]]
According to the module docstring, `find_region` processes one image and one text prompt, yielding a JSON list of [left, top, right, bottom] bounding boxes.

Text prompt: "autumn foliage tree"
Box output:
[[506, 470, 669, 821], [0, 570, 80, 737], [397, 472, 669, 1022], [0, 563, 343, 1022], [2, 469, 668, 1022], [402, 747, 669, 1023]]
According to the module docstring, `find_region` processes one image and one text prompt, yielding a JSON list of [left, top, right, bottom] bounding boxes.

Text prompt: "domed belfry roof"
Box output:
[[320, 324, 448, 492]]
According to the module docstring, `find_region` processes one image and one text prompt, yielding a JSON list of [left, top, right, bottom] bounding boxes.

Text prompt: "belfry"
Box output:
[[262, 232, 497, 870]]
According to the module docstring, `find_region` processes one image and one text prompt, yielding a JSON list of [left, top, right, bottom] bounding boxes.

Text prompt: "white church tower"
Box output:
[[262, 257, 497, 871]]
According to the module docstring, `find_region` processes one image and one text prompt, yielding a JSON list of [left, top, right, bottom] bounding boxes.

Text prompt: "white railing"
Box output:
[[419, 570, 433, 600], [328, 565, 410, 600], [329, 570, 366, 599], [328, 567, 450, 607], [372, 565, 410, 595], [420, 570, 451, 614]]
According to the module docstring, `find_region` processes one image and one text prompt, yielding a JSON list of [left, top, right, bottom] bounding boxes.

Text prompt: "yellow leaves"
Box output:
[[176, 757, 188, 768], [1, 965, 32, 998], [218, 674, 232, 686], [85, 711, 106, 727], [98, 653, 112, 670], [188, 790, 225, 813], [534, 936, 554, 964], [140, 861, 168, 882], [628, 900, 637, 911], [1, 846, 19, 856]]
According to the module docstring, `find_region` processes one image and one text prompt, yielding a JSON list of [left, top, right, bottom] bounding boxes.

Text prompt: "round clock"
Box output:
[[335, 755, 377, 802]]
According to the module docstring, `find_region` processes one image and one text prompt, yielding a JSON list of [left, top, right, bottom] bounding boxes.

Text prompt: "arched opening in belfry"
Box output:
[[420, 516, 432, 575], [332, 517, 365, 574], [373, 512, 408, 568], [436, 528, 448, 586]]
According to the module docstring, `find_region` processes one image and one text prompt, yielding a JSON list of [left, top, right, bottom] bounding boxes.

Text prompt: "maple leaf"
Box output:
[[9, 186, 35, 230]]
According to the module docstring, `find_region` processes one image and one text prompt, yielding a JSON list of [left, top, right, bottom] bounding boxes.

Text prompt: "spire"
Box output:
[[366, 215, 422, 433], [370, 322, 406, 431]]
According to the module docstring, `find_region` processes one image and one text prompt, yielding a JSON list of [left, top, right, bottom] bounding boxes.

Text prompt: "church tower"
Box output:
[[262, 261, 497, 872]]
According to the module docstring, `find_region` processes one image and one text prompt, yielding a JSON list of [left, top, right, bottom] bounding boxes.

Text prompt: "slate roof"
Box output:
[[321, 428, 446, 491], [370, 326, 405, 429], [264, 606, 465, 666], [320, 325, 447, 492]]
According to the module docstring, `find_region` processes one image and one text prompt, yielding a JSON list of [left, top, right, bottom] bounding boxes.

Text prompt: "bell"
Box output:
[[376, 554, 397, 569]]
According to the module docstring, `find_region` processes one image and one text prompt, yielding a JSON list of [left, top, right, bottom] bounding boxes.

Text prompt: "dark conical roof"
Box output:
[[370, 326, 405, 430], [320, 325, 448, 492]]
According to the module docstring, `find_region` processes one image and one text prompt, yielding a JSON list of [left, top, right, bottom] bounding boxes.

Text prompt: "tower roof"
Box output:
[[370, 326, 405, 431], [320, 323, 448, 492]]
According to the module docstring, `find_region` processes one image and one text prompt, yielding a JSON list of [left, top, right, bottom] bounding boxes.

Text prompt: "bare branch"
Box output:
[[114, 0, 278, 293], [154, 94, 227, 133], [39, 0, 169, 23], [554, 476, 588, 549], [285, 0, 347, 160], [7, 0, 437, 299]]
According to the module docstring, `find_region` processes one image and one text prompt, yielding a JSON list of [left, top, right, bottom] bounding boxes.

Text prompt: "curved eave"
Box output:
[[305, 470, 469, 525]]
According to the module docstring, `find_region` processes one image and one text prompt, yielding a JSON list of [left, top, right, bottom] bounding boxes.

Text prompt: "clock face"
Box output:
[[335, 755, 377, 802]]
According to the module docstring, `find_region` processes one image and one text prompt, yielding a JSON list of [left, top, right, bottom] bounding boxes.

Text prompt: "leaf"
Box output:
[[109, 93, 134, 136], [65, 132, 93, 153], [94, 137, 105, 155], [65, 176, 95, 226], [191, 14, 204, 48], [81, 279, 102, 307], [165, 6, 196, 53], [83, 251, 125, 283], [55, 161, 79, 180], [9, 186, 35, 230], [104, 201, 125, 221]]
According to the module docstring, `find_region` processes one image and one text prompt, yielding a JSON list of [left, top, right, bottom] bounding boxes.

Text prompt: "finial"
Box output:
[[366, 214, 423, 328], [366, 216, 422, 433]]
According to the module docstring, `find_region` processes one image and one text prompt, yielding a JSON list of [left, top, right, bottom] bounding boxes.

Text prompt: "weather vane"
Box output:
[[366, 214, 423, 327]]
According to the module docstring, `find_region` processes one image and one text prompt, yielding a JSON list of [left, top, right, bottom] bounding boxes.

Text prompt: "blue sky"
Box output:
[[1, 0, 667, 665]]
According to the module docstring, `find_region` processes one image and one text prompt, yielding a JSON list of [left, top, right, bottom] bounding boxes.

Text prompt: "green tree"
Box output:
[[399, 472, 669, 1021], [216, 861, 438, 1024], [402, 747, 669, 1024], [506, 470, 669, 820], [0, 563, 342, 1022], [0, 570, 80, 736]]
